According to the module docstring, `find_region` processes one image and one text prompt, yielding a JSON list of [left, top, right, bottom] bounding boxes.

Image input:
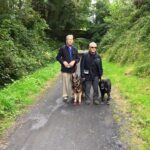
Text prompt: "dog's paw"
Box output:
[[73, 102, 77, 106], [78, 101, 81, 105]]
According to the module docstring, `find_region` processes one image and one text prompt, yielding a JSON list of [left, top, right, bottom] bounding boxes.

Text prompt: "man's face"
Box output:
[[66, 36, 73, 46], [89, 44, 97, 54]]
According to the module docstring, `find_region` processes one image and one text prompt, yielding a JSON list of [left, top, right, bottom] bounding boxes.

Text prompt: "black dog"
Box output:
[[99, 79, 111, 104]]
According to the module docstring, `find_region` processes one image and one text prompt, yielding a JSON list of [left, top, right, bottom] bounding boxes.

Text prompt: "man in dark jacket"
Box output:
[[56, 35, 80, 102], [80, 42, 103, 105]]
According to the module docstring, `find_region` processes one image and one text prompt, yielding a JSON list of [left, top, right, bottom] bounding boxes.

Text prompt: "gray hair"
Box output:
[[66, 34, 74, 40], [89, 42, 97, 47]]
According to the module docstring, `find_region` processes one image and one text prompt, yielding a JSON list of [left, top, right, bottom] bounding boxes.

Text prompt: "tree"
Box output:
[[31, 0, 91, 30], [88, 0, 110, 42], [0, 0, 57, 86]]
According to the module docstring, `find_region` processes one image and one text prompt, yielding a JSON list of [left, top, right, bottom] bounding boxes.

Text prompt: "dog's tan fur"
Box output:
[[71, 73, 83, 104]]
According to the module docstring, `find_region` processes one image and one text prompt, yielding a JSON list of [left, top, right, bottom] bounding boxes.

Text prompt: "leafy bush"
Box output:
[[100, 0, 150, 77], [0, 8, 59, 87], [74, 38, 89, 50], [135, 63, 150, 77]]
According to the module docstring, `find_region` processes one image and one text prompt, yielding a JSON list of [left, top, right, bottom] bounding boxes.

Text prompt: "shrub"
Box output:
[[0, 10, 59, 87]]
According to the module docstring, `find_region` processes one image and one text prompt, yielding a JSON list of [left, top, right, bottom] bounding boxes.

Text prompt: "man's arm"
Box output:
[[75, 49, 80, 64], [56, 48, 63, 64], [56, 48, 70, 67]]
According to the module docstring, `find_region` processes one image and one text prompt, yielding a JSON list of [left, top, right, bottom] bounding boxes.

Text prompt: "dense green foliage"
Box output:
[[32, 0, 92, 30], [0, 0, 149, 148], [1, 0, 149, 85], [0, 62, 60, 135], [0, 0, 94, 87], [100, 0, 150, 77], [88, 0, 110, 42], [0, 0, 59, 87], [74, 38, 90, 50]]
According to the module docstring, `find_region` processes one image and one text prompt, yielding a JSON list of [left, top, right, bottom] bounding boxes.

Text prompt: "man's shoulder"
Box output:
[[72, 46, 78, 51], [81, 52, 89, 60], [61, 45, 66, 49], [60, 45, 78, 51], [59, 45, 67, 51], [60, 45, 76, 49], [83, 52, 88, 56], [82, 52, 88, 57]]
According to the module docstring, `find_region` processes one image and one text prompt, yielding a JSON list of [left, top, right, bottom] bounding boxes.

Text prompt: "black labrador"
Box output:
[[99, 79, 111, 104]]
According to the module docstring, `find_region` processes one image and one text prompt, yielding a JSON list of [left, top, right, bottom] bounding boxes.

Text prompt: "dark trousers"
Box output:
[[85, 76, 99, 102]]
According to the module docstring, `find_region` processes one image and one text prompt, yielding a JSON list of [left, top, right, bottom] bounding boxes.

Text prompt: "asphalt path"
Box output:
[[1, 62, 128, 150]]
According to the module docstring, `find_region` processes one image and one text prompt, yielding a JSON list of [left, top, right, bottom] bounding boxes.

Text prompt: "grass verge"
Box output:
[[103, 59, 150, 150], [0, 62, 60, 137]]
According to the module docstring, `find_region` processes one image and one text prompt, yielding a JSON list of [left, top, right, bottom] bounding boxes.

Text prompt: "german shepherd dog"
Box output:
[[99, 79, 111, 104], [71, 73, 83, 105]]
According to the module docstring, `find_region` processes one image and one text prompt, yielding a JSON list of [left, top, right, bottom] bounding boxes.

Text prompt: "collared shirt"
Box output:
[[68, 46, 72, 60]]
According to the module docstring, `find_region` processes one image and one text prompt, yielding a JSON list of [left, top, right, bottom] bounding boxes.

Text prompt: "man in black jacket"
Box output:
[[56, 35, 80, 102], [80, 42, 103, 105]]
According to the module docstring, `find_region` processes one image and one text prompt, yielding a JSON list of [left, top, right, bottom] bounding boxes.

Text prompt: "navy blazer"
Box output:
[[56, 45, 80, 73]]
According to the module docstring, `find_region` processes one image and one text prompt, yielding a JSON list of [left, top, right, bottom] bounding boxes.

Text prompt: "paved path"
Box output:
[[1, 60, 128, 150], [1, 77, 128, 150]]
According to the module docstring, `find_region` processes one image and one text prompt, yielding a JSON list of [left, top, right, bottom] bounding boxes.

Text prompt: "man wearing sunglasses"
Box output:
[[80, 42, 103, 105]]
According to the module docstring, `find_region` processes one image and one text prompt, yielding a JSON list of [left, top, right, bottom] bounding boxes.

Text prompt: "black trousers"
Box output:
[[85, 76, 99, 102]]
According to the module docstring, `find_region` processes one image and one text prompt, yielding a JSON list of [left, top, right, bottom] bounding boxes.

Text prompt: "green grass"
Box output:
[[103, 15, 150, 78], [0, 62, 60, 136], [103, 59, 150, 149]]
